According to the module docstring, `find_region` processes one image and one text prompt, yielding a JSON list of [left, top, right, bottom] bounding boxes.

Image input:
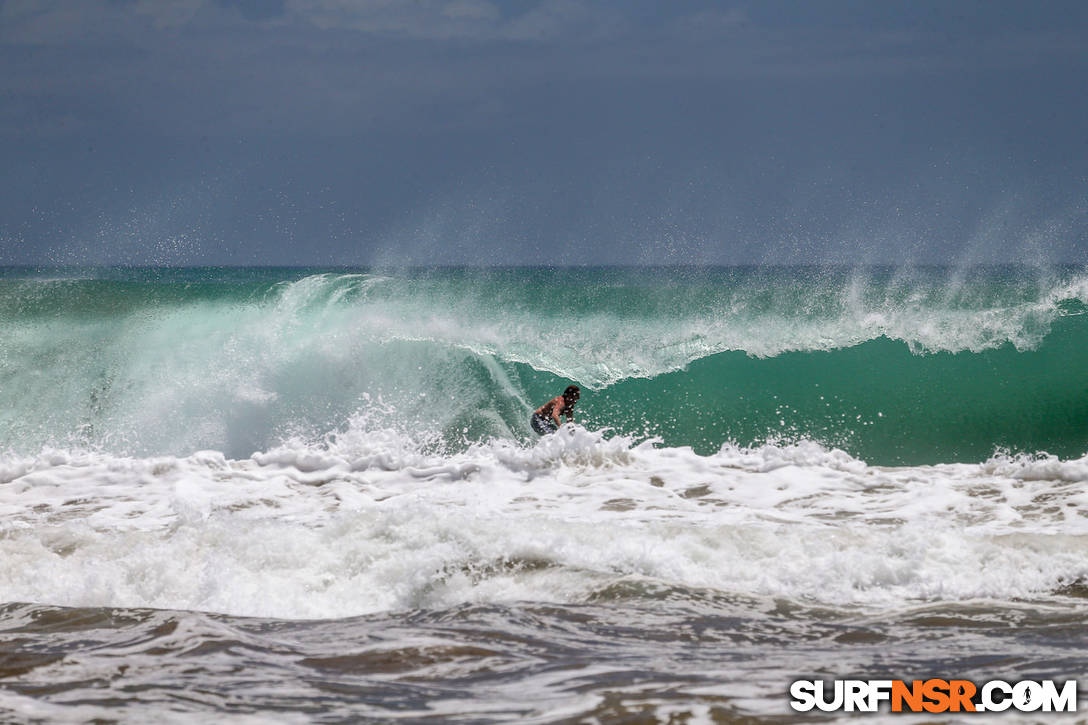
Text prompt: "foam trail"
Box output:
[[2, 430, 1088, 619]]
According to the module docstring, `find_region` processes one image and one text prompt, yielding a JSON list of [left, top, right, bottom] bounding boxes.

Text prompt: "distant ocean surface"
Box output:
[[1, 265, 1087, 722]]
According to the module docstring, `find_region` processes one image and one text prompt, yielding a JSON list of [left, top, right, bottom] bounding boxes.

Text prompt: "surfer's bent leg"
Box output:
[[531, 413, 558, 436]]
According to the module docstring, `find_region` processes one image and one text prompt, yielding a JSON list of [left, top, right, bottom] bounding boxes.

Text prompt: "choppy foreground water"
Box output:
[[2, 434, 1088, 722], [3, 594, 1087, 723]]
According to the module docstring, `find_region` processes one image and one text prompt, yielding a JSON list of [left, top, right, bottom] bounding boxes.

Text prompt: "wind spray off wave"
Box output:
[[0, 265, 1085, 463]]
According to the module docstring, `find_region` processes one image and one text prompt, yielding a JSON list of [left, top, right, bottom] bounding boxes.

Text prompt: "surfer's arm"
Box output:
[[550, 397, 565, 426]]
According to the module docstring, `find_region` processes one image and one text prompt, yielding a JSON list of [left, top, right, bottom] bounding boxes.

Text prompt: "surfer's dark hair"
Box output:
[[563, 385, 580, 402]]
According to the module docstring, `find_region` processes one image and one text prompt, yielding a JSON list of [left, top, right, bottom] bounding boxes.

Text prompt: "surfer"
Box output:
[[531, 385, 580, 435]]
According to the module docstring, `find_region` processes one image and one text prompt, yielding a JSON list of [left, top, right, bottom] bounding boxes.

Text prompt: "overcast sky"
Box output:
[[2, 0, 1087, 265]]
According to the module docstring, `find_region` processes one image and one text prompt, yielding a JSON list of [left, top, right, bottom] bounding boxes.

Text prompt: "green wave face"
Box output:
[[0, 266, 1084, 464], [546, 317, 1088, 464]]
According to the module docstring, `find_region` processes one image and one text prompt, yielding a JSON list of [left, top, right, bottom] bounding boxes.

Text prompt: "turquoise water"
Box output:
[[4, 265, 1088, 723], [1, 265, 1085, 465]]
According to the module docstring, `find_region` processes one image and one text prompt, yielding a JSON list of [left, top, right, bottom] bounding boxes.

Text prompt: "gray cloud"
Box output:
[[1, 0, 1086, 264]]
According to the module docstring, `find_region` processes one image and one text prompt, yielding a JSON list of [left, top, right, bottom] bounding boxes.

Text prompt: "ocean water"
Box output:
[[1, 265, 1086, 722]]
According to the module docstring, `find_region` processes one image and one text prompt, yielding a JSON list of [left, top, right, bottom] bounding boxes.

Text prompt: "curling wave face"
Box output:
[[0, 265, 1085, 464]]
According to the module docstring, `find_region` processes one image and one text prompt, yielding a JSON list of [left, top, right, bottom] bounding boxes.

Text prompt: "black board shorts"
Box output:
[[531, 413, 558, 435]]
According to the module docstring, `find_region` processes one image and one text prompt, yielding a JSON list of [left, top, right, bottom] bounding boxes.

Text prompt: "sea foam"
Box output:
[[3, 429, 1088, 619]]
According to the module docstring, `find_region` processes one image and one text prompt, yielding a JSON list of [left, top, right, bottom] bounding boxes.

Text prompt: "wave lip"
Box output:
[[1, 265, 1084, 463]]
